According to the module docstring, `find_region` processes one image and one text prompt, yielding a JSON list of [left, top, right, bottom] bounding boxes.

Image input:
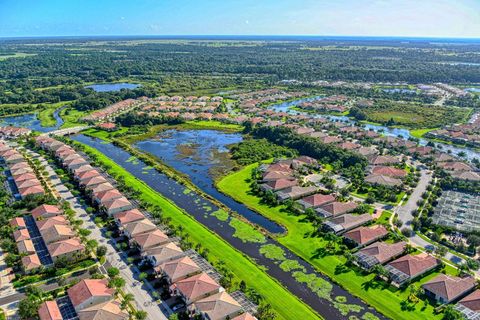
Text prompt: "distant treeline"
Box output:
[[116, 111, 184, 127]]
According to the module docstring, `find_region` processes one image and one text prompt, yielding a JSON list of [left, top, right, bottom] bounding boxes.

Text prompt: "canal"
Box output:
[[72, 134, 386, 320]]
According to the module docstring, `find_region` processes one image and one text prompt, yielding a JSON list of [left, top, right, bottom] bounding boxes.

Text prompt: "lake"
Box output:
[[85, 82, 141, 92], [0, 106, 65, 132]]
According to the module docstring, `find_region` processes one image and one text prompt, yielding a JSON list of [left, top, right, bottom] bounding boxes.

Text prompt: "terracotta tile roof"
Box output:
[[261, 171, 293, 181], [77, 300, 128, 320], [459, 289, 480, 312], [67, 279, 115, 308], [17, 239, 35, 254], [156, 256, 201, 283], [114, 209, 145, 225], [145, 242, 184, 265], [19, 185, 45, 197], [232, 313, 258, 320], [77, 170, 101, 181], [36, 216, 69, 231], [94, 189, 123, 203], [88, 183, 115, 194], [81, 175, 108, 187], [74, 165, 95, 174], [388, 253, 439, 277], [194, 291, 242, 320], [31, 204, 63, 219], [372, 166, 407, 177], [41, 224, 75, 244], [124, 219, 157, 237], [10, 217, 26, 229], [22, 254, 42, 271], [101, 196, 131, 210], [13, 228, 31, 242], [171, 272, 220, 303], [263, 178, 298, 191], [133, 229, 170, 251], [344, 225, 388, 246], [367, 155, 400, 166], [38, 301, 63, 320], [12, 172, 37, 182], [356, 241, 406, 265], [47, 237, 85, 258], [317, 201, 358, 217], [422, 274, 475, 302], [299, 193, 335, 208], [365, 174, 402, 187]]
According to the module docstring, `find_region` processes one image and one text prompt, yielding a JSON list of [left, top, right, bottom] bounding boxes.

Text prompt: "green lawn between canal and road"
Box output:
[[217, 163, 456, 320], [75, 141, 321, 320]]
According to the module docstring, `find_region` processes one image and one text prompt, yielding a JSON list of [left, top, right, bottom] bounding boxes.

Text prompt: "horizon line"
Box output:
[[1, 34, 480, 41]]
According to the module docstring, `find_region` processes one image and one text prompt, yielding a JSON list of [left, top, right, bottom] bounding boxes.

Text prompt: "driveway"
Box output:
[[29, 150, 168, 320]]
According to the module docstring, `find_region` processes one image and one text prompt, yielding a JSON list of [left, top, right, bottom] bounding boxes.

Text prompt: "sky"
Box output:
[[0, 0, 479, 38]]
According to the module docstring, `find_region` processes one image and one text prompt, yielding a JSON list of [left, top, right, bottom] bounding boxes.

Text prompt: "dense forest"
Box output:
[[1, 38, 480, 104]]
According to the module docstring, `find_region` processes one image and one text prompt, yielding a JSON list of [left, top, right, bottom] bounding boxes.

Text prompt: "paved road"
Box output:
[[30, 151, 168, 320]]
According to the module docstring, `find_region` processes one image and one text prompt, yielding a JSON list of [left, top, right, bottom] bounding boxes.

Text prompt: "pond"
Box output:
[[136, 129, 283, 234], [85, 82, 141, 92], [72, 134, 386, 320], [268, 97, 480, 162], [465, 88, 480, 93], [382, 88, 416, 94], [0, 106, 65, 132]]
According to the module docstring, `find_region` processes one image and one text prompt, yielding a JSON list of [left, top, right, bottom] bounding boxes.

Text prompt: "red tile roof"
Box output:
[[38, 301, 63, 320], [422, 274, 475, 302], [388, 253, 438, 277], [67, 279, 115, 307], [171, 272, 220, 303], [459, 289, 480, 312], [31, 204, 62, 219], [344, 225, 388, 246]]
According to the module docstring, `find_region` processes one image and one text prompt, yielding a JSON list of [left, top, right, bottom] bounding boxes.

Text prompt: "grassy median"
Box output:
[[217, 163, 450, 320], [75, 141, 321, 320]]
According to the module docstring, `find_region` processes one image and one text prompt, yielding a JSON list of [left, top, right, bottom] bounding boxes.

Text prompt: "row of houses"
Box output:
[[35, 136, 257, 320], [0, 126, 31, 138], [0, 141, 45, 199], [39, 278, 129, 320], [10, 203, 86, 272], [82, 98, 143, 123]]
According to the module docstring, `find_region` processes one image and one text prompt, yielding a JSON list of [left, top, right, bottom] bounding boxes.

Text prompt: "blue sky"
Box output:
[[1, 0, 479, 38]]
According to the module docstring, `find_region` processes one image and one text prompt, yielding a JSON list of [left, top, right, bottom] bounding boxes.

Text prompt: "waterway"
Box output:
[[85, 82, 141, 92], [136, 130, 284, 233], [72, 134, 386, 320], [0, 106, 65, 132], [268, 96, 480, 161]]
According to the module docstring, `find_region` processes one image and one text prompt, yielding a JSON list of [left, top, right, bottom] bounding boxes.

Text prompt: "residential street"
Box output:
[[30, 150, 168, 320]]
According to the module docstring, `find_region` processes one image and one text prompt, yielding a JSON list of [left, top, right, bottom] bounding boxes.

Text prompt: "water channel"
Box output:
[[72, 134, 386, 320], [269, 96, 480, 162], [0, 106, 65, 132]]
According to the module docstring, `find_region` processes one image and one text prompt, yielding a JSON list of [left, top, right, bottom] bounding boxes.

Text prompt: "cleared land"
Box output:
[[75, 141, 321, 320], [217, 163, 456, 320]]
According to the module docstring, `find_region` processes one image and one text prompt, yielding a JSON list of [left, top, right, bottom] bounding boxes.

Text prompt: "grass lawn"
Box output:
[[217, 164, 449, 320], [59, 107, 90, 128], [82, 127, 129, 142], [183, 120, 244, 132], [37, 101, 74, 127], [410, 128, 437, 139], [0, 53, 36, 61], [74, 141, 320, 320]]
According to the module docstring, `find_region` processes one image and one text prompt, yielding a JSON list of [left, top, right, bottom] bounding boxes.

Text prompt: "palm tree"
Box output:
[[121, 293, 134, 309]]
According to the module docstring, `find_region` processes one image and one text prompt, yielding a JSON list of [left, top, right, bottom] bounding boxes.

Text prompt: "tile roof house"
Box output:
[[323, 213, 373, 234], [422, 274, 475, 304], [38, 301, 63, 320], [155, 256, 201, 283], [13, 228, 31, 242], [113, 209, 145, 227], [144, 242, 185, 267], [36, 216, 69, 232], [76, 300, 128, 320], [22, 254, 42, 273], [367, 155, 400, 166], [276, 185, 318, 201], [74, 165, 95, 175], [316, 201, 358, 218], [193, 291, 243, 320], [17, 239, 35, 254], [354, 241, 406, 271], [68, 279, 115, 311], [297, 193, 335, 209], [386, 253, 439, 286], [132, 229, 170, 252], [343, 225, 389, 247], [93, 188, 123, 205], [261, 171, 294, 182], [41, 224, 75, 244], [65, 157, 89, 171], [365, 174, 402, 187], [76, 170, 101, 182], [170, 272, 221, 305], [80, 175, 108, 189], [31, 204, 63, 220], [123, 218, 157, 239], [451, 171, 480, 182], [18, 185, 45, 198], [47, 237, 85, 262], [457, 290, 480, 320], [10, 217, 26, 229], [101, 196, 134, 216], [371, 166, 407, 178], [232, 313, 258, 320], [88, 182, 115, 195], [261, 178, 298, 192]]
